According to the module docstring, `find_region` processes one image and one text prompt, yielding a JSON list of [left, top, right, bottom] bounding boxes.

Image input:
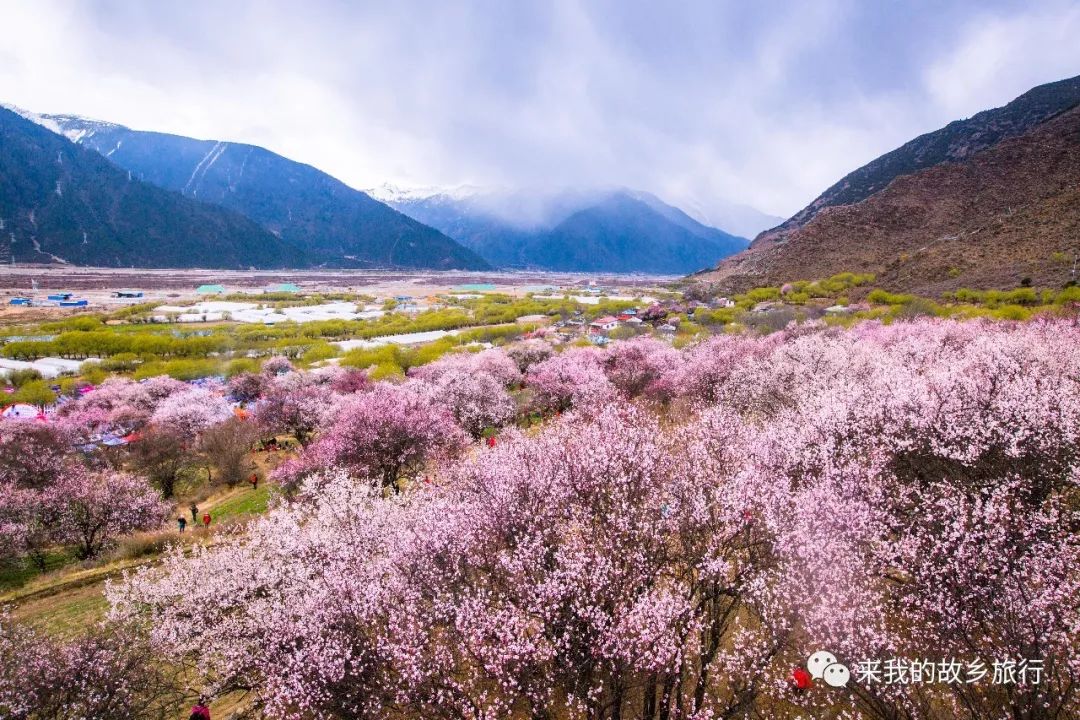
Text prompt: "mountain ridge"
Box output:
[[0, 106, 308, 268], [752, 74, 1080, 249], [12, 109, 490, 271], [384, 187, 749, 273], [699, 95, 1080, 294]]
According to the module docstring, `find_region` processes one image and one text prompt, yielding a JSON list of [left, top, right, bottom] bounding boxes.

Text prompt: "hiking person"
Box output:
[[189, 697, 211, 720], [189, 502, 198, 523], [177, 516, 187, 533], [202, 512, 211, 528], [249, 472, 258, 490]]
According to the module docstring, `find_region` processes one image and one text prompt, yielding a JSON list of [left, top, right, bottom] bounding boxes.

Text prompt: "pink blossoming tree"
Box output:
[[49, 467, 169, 559], [525, 347, 616, 412], [149, 388, 233, 438], [413, 368, 516, 437], [274, 383, 467, 490]]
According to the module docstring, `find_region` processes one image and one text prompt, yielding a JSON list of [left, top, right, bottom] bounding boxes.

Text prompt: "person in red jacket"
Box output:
[[202, 512, 211, 528], [249, 472, 258, 490], [189, 697, 211, 720]]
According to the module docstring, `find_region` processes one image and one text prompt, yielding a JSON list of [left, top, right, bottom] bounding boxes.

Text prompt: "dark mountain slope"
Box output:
[[0, 107, 304, 268], [757, 74, 1080, 246], [531, 193, 746, 274], [700, 104, 1080, 294], [35, 114, 489, 270]]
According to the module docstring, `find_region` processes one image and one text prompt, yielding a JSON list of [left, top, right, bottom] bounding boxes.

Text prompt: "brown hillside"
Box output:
[[701, 105, 1080, 294], [755, 74, 1080, 246]]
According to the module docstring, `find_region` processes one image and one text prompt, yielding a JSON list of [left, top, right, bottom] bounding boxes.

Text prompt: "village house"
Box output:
[[590, 315, 620, 333]]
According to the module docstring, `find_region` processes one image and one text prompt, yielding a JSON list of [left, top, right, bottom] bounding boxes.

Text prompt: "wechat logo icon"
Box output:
[[808, 650, 851, 688]]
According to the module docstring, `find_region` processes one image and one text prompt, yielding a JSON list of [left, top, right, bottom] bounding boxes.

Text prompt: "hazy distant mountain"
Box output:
[[15, 109, 489, 270], [672, 196, 784, 239], [0, 106, 304, 268], [702, 74, 1080, 294], [373, 185, 749, 274]]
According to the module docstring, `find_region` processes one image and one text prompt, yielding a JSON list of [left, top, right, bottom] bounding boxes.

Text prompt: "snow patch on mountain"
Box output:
[[1, 103, 65, 136], [367, 182, 486, 203], [1, 105, 123, 146]]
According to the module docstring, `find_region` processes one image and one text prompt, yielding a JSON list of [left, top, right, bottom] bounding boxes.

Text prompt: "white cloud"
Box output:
[[923, 3, 1080, 119], [1, 0, 1077, 220]]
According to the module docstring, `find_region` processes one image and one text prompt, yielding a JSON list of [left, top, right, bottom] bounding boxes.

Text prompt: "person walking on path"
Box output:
[[189, 697, 211, 720], [249, 473, 258, 490], [177, 516, 187, 533], [202, 512, 211, 528], [189, 502, 199, 523]]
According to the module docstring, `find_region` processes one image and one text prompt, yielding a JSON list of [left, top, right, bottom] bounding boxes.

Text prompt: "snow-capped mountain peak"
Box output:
[[1, 104, 121, 145]]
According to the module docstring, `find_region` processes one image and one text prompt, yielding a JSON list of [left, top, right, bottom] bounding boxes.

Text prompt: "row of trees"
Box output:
[[0, 295, 581, 362]]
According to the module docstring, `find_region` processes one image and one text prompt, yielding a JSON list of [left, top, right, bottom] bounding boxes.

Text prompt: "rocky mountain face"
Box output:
[[703, 75, 1080, 293], [381, 187, 749, 274], [18, 111, 489, 270], [0, 106, 305, 268]]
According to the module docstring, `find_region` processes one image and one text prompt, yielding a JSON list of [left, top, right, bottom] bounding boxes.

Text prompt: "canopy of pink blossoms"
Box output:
[[108, 317, 1080, 720]]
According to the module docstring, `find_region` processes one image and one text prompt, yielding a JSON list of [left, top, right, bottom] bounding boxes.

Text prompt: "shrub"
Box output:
[[990, 304, 1032, 321], [98, 353, 140, 372], [1053, 286, 1080, 304], [226, 357, 260, 377], [891, 297, 945, 319], [12, 380, 56, 409], [743, 286, 781, 303], [867, 288, 916, 305], [4, 368, 42, 388]]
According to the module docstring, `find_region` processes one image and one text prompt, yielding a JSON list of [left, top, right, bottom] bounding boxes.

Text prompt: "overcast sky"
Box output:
[[2, 0, 1079, 219]]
